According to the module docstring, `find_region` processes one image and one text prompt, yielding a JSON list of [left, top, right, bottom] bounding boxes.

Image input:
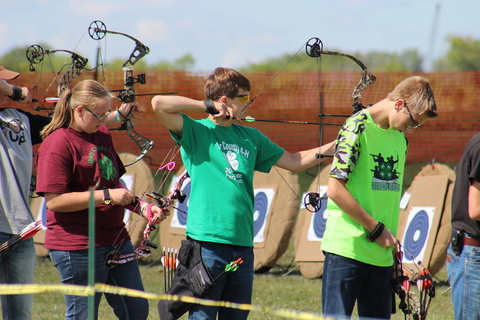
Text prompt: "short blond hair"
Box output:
[[387, 76, 437, 118]]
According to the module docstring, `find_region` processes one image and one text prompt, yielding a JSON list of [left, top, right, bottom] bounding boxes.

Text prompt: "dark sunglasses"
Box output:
[[404, 104, 422, 129]]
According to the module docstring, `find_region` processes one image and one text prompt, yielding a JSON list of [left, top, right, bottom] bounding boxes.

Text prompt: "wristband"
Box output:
[[7, 85, 23, 101], [203, 99, 219, 115], [367, 222, 385, 242], [124, 197, 146, 215], [114, 110, 122, 123], [140, 202, 150, 217], [145, 203, 155, 220]]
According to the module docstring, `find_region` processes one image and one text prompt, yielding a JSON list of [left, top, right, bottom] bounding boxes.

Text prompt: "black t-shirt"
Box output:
[[451, 132, 480, 240]]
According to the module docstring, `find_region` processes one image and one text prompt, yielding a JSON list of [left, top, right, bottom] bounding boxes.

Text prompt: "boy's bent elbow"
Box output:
[[151, 96, 163, 112]]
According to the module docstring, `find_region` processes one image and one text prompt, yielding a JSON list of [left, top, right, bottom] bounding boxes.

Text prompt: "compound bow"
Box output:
[[104, 164, 189, 268], [88, 20, 163, 167], [240, 37, 376, 212], [26, 44, 93, 114], [302, 37, 377, 212], [392, 241, 436, 319]]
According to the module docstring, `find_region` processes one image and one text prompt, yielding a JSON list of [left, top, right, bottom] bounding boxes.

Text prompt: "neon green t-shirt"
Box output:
[[321, 110, 408, 266], [171, 114, 284, 246]]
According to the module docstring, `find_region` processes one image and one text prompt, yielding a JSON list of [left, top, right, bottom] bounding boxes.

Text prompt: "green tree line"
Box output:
[[1, 35, 479, 73]]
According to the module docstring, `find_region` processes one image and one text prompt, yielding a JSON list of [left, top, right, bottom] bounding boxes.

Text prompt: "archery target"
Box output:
[[253, 188, 275, 243], [252, 167, 299, 272], [401, 207, 435, 264], [306, 185, 328, 241], [397, 164, 455, 276], [169, 174, 190, 230]]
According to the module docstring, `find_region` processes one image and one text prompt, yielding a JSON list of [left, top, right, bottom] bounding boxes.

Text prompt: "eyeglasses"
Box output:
[[226, 94, 250, 105], [404, 104, 422, 129], [83, 107, 111, 121]]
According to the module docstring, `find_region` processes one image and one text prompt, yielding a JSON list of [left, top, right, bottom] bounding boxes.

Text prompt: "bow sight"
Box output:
[[114, 67, 146, 103]]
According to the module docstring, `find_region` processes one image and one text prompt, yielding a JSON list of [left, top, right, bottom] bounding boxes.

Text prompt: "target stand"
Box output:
[[397, 162, 455, 276], [252, 166, 299, 273]]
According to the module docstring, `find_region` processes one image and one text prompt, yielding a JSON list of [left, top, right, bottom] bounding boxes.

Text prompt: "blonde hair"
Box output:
[[40, 80, 114, 139], [387, 76, 438, 118], [204, 67, 251, 100]]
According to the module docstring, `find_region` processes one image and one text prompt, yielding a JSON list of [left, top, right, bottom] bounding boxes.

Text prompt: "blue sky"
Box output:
[[1, 0, 478, 72]]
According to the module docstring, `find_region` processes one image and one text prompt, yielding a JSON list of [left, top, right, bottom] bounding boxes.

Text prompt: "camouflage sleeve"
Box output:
[[329, 112, 367, 181]]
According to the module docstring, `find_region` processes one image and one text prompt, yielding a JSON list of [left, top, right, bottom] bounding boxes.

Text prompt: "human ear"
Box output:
[[394, 99, 405, 111]]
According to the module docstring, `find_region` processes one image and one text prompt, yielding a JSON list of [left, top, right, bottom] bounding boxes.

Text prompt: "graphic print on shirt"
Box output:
[[99, 155, 117, 180], [217, 141, 250, 184], [0, 118, 26, 145], [89, 145, 117, 187], [370, 153, 401, 191]]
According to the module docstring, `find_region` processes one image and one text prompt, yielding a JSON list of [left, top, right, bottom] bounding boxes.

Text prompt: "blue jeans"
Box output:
[[0, 233, 35, 320], [447, 243, 480, 320], [188, 241, 254, 320], [322, 252, 392, 320], [49, 241, 148, 320]]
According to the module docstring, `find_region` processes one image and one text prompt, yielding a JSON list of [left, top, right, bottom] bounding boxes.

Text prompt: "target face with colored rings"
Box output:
[[401, 207, 435, 263]]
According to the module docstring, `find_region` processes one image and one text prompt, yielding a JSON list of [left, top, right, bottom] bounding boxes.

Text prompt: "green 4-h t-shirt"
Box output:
[[321, 110, 408, 267], [171, 114, 284, 247]]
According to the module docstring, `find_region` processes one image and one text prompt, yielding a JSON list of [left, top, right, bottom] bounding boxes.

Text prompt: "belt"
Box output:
[[464, 235, 480, 247]]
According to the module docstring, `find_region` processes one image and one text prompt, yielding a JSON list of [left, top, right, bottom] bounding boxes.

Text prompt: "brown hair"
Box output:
[[387, 76, 438, 118], [40, 80, 114, 139], [204, 67, 251, 100]]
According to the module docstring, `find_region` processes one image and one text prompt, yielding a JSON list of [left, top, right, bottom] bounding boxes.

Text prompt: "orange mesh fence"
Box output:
[[8, 70, 480, 170]]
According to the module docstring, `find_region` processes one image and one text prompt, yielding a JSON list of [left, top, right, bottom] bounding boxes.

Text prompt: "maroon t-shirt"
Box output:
[[36, 125, 130, 250]]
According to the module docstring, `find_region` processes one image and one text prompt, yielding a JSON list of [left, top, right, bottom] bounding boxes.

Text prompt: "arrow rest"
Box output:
[[144, 191, 169, 208]]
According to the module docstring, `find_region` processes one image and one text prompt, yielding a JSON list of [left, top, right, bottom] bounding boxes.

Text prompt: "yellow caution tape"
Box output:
[[0, 283, 335, 319]]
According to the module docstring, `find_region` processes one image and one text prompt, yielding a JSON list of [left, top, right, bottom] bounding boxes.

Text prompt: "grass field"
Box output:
[[32, 246, 453, 319], [29, 161, 455, 319]]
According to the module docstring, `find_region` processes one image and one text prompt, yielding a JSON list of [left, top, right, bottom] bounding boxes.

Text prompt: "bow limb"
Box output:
[[305, 37, 377, 113], [26, 44, 92, 101], [88, 20, 150, 68], [117, 117, 155, 167]]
